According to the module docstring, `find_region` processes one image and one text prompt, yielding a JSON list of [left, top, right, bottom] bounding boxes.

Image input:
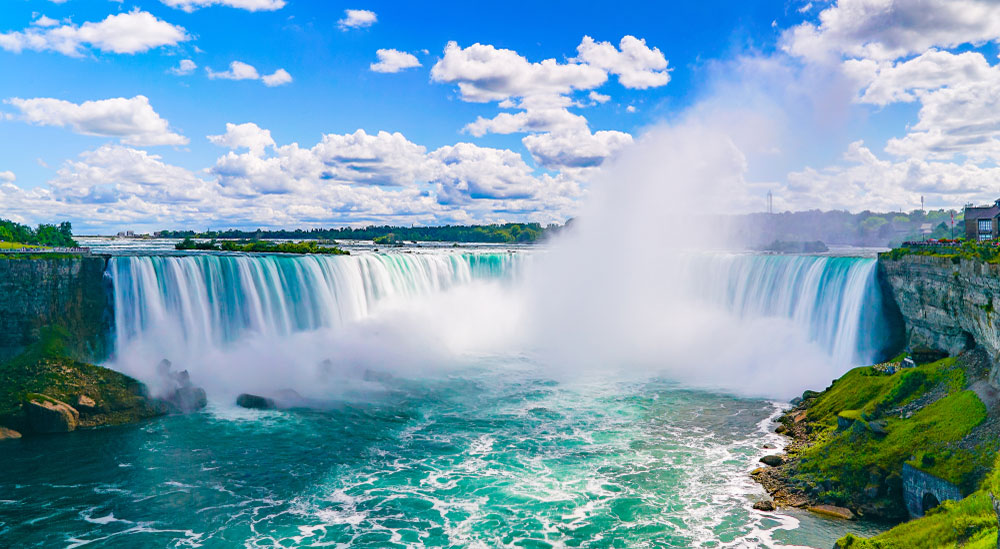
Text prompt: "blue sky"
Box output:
[[2, 0, 1000, 232]]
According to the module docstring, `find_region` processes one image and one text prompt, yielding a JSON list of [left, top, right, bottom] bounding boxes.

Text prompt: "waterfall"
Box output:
[[689, 253, 891, 366], [105, 250, 894, 398], [110, 252, 519, 353]]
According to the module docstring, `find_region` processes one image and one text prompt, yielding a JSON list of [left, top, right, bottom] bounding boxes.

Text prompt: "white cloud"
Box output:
[[32, 15, 60, 28], [169, 58, 197, 76], [338, 9, 377, 30], [783, 0, 1000, 62], [464, 108, 588, 137], [626, 105, 637, 113], [207, 60, 260, 80], [431, 41, 607, 103], [588, 91, 610, 103], [523, 130, 633, 170], [370, 49, 421, 73], [0, 171, 15, 183], [6, 95, 188, 146], [0, 9, 188, 57], [207, 61, 292, 86], [784, 140, 1000, 211], [262, 68, 293, 87], [160, 0, 286, 12], [573, 35, 670, 89], [208, 122, 275, 155]]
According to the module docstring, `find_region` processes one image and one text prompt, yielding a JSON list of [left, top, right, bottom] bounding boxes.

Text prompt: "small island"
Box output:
[[175, 238, 349, 255]]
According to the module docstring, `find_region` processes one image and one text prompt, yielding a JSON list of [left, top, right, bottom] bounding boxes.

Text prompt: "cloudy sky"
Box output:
[[2, 0, 1000, 232]]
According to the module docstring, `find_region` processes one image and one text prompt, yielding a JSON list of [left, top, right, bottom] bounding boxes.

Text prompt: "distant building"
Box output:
[[920, 223, 933, 235], [964, 200, 1000, 241], [116, 230, 136, 238]]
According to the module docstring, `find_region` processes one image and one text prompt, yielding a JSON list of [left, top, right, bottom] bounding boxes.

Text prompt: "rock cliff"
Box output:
[[0, 256, 112, 363], [879, 254, 1000, 365]]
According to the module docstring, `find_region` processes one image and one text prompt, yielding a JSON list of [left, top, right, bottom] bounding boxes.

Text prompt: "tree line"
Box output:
[[0, 219, 77, 247], [159, 222, 557, 243]]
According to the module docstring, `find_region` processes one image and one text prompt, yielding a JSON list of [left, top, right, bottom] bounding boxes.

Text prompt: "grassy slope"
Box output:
[[785, 356, 992, 515], [837, 457, 1000, 548]]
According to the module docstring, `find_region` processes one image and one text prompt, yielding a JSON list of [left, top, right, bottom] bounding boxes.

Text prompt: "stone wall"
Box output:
[[0, 256, 112, 363], [902, 463, 964, 518], [879, 254, 1000, 362]]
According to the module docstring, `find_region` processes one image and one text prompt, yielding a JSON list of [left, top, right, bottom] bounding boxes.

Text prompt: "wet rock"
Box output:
[[236, 393, 276, 410], [25, 395, 79, 433], [762, 443, 776, 449], [0, 426, 21, 440], [775, 424, 789, 435], [753, 500, 775, 511], [808, 504, 855, 520], [760, 454, 784, 467], [864, 484, 880, 499], [166, 386, 207, 412]]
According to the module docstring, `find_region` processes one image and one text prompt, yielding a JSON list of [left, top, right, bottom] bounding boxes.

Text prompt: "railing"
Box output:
[[1, 247, 91, 254]]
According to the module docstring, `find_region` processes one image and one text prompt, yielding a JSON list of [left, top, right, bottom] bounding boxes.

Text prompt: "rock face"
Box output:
[[880, 254, 1000, 363], [0, 256, 111, 363], [236, 393, 277, 410], [807, 504, 854, 520], [25, 395, 79, 433]]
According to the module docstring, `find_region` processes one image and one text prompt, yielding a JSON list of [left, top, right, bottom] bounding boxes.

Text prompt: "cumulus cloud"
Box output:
[[160, 0, 285, 11], [370, 49, 421, 73], [784, 140, 1000, 210], [783, 0, 1000, 61], [5, 95, 188, 146], [261, 68, 293, 86], [32, 15, 60, 28], [573, 35, 670, 89], [431, 41, 607, 103], [207, 61, 292, 86], [588, 91, 610, 103], [0, 9, 188, 56], [169, 58, 197, 76], [207, 122, 275, 155], [0, 171, 15, 183], [523, 130, 634, 170], [338, 9, 377, 30]]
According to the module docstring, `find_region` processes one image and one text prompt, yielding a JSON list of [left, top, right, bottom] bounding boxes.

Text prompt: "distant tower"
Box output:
[[767, 190, 773, 214]]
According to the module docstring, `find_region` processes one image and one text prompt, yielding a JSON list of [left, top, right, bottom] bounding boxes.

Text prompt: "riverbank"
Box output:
[[751, 348, 1000, 545]]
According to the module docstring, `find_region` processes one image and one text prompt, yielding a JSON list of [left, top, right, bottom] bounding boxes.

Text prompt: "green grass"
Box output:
[[837, 454, 1000, 548], [788, 357, 988, 513], [0, 241, 45, 250]]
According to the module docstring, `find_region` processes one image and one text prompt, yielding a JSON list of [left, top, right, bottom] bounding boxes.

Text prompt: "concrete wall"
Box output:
[[0, 256, 112, 363], [902, 463, 964, 518]]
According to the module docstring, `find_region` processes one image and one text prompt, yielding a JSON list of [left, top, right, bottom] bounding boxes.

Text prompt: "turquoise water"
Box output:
[[1, 249, 895, 546], [0, 363, 885, 548]]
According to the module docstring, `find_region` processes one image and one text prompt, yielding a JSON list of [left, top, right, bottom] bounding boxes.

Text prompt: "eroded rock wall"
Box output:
[[879, 254, 1000, 362], [0, 256, 112, 362]]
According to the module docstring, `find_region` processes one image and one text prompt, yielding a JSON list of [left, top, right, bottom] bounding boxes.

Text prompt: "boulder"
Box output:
[[0, 426, 22, 440], [74, 394, 97, 414], [808, 504, 855, 520], [760, 454, 784, 467], [236, 393, 277, 410], [868, 420, 888, 435], [753, 500, 775, 511], [25, 395, 79, 433], [762, 443, 776, 449], [167, 386, 207, 412]]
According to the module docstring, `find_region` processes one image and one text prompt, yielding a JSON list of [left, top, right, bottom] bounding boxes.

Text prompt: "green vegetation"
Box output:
[[0, 218, 77, 247], [159, 221, 559, 243], [0, 327, 157, 430], [373, 233, 404, 246], [837, 454, 1000, 548], [175, 238, 349, 255], [736, 208, 959, 247], [883, 240, 1000, 264], [784, 357, 991, 516]]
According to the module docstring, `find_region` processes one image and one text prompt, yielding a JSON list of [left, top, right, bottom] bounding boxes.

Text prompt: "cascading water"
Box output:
[[690, 254, 894, 367]]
